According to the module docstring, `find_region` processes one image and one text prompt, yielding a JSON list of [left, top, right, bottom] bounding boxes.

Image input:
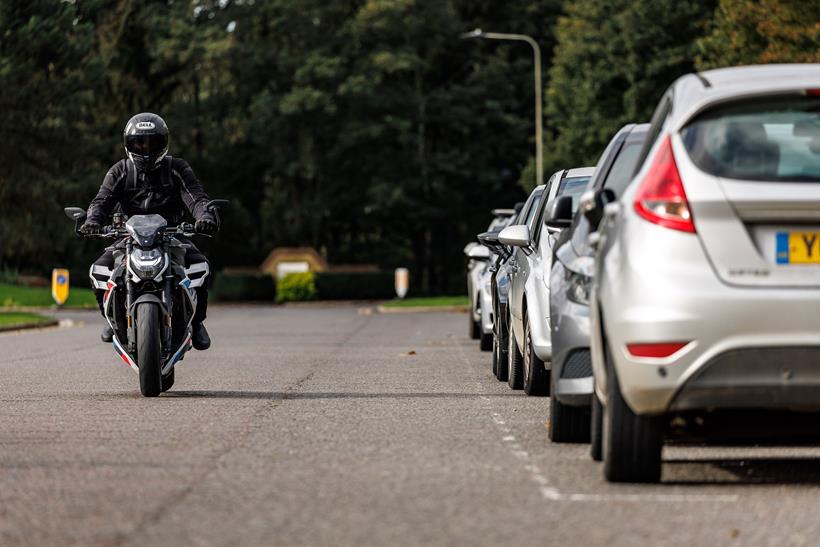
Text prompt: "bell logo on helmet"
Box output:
[[136, 121, 156, 130]]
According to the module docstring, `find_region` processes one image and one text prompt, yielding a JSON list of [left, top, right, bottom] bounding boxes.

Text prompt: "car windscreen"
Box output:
[[681, 95, 820, 182], [557, 176, 591, 212], [604, 143, 643, 197], [524, 193, 543, 229]]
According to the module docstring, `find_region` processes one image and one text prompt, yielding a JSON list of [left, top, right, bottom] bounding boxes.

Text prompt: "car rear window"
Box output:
[[681, 95, 820, 182], [557, 176, 591, 211]]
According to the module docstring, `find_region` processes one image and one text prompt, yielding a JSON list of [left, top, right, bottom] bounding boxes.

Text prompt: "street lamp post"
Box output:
[[461, 28, 543, 187]]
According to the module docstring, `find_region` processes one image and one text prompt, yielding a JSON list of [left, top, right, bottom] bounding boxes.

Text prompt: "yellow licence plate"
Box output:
[[776, 231, 820, 264]]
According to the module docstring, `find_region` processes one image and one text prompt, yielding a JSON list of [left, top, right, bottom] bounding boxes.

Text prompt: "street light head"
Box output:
[[459, 28, 483, 39]]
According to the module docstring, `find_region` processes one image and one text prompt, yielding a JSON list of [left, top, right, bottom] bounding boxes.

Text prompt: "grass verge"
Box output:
[[0, 311, 56, 330], [0, 282, 97, 309], [381, 296, 469, 308]]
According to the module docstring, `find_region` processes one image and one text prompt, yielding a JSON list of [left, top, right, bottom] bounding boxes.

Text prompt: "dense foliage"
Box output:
[[1, 0, 816, 293]]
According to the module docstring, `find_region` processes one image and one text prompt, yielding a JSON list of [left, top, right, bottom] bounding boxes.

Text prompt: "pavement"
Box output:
[[2, 305, 820, 546]]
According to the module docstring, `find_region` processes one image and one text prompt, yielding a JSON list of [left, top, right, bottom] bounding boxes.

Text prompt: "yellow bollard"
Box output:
[[52, 269, 70, 307], [394, 268, 409, 299]]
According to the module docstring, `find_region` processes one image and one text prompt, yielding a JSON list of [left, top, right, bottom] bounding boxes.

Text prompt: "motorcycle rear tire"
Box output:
[[137, 303, 163, 397], [161, 368, 175, 393]]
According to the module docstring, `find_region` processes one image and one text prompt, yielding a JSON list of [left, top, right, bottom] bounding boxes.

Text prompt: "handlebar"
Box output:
[[79, 223, 210, 240]]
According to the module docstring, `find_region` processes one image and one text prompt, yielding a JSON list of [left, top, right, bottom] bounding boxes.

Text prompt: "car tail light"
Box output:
[[633, 135, 695, 233], [806, 89, 820, 97], [626, 342, 689, 359]]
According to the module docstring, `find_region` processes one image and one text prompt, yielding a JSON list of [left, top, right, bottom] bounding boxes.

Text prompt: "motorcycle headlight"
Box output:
[[129, 248, 166, 280], [566, 271, 591, 305]]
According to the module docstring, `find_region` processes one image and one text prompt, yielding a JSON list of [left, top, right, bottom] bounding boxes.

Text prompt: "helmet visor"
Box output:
[[125, 133, 168, 157]]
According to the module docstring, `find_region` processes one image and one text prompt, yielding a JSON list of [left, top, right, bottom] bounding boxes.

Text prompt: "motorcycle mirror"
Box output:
[[64, 207, 87, 222]]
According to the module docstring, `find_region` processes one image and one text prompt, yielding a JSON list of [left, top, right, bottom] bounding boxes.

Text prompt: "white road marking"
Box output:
[[456, 339, 739, 504]]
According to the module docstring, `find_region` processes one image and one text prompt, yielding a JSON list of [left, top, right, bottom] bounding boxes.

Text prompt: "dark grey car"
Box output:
[[547, 123, 648, 443]]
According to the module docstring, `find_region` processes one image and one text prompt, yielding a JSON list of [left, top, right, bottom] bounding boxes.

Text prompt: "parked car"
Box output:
[[476, 210, 518, 351], [548, 124, 649, 443], [466, 210, 512, 339], [500, 167, 593, 395], [465, 242, 490, 339], [589, 64, 820, 482], [478, 199, 535, 380]]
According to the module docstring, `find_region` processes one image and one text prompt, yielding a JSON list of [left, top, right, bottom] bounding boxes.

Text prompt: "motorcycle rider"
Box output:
[[81, 112, 216, 350]]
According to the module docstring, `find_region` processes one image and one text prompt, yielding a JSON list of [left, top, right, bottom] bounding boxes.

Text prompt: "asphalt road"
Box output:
[[2, 305, 820, 546]]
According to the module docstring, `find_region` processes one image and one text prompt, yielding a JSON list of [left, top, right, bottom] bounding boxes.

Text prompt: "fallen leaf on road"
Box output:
[[399, 350, 417, 357]]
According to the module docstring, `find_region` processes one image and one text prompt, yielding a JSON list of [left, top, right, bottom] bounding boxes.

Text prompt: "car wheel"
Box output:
[[507, 317, 524, 390], [522, 317, 548, 396], [480, 331, 493, 352], [590, 383, 603, 461], [602, 341, 663, 483], [548, 367, 589, 442], [494, 323, 509, 382], [469, 307, 480, 340]]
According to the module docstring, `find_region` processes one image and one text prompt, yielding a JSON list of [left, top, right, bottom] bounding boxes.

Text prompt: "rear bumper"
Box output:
[[598, 217, 820, 415], [670, 347, 820, 411]]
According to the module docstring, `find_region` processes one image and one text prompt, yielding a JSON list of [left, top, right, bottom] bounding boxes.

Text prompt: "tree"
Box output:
[[696, 0, 820, 69], [541, 0, 715, 178]]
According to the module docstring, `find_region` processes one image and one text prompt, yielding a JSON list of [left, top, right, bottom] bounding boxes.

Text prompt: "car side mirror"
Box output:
[[498, 224, 531, 248], [477, 230, 499, 248], [64, 207, 87, 222], [581, 188, 616, 228], [544, 195, 574, 228], [467, 244, 491, 260]]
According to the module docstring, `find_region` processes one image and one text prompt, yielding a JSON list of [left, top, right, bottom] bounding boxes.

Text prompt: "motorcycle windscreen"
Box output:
[[125, 214, 168, 247]]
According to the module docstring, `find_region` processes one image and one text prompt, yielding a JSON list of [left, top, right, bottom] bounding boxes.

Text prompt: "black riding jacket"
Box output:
[[86, 156, 214, 225]]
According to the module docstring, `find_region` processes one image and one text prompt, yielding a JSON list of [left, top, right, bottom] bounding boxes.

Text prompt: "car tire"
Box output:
[[590, 384, 603, 461], [548, 369, 590, 442], [469, 309, 480, 340], [507, 318, 524, 390], [494, 326, 509, 382], [602, 342, 663, 483], [522, 317, 549, 396], [480, 331, 493, 352]]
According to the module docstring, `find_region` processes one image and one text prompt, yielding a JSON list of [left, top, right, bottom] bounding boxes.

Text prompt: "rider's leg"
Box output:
[[184, 243, 211, 350], [89, 251, 115, 342]]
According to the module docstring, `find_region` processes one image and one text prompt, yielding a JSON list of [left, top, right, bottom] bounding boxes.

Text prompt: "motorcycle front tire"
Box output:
[[137, 303, 163, 397]]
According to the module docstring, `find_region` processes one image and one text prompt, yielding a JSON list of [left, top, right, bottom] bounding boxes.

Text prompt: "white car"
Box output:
[[466, 210, 516, 343], [589, 64, 820, 482], [500, 168, 593, 394]]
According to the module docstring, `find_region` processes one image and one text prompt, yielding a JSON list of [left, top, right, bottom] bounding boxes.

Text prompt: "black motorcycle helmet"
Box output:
[[123, 112, 169, 172]]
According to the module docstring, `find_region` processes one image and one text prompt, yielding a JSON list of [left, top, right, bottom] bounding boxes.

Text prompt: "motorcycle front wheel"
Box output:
[[136, 303, 163, 397]]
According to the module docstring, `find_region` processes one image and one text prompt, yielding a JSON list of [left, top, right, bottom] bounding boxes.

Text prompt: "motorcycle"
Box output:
[[64, 200, 228, 397]]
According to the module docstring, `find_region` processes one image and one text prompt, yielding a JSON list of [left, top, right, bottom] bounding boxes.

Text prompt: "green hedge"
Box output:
[[210, 271, 397, 302], [276, 272, 317, 303], [314, 271, 394, 300], [211, 273, 276, 302]]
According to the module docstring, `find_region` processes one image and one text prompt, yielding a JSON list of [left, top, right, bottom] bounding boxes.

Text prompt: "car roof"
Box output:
[[626, 123, 650, 143], [565, 167, 595, 179], [670, 64, 820, 129]]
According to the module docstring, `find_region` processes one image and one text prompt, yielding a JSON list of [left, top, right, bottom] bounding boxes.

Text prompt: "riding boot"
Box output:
[[192, 322, 211, 350]]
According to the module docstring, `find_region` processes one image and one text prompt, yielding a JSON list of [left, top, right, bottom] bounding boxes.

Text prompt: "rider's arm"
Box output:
[[87, 161, 126, 224], [172, 158, 214, 222]]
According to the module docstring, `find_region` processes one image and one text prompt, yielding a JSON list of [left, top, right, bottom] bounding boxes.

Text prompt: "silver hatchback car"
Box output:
[[590, 64, 820, 482]]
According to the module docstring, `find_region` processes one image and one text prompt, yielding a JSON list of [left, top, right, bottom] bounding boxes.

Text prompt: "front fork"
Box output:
[[162, 274, 174, 355], [125, 241, 136, 353]]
